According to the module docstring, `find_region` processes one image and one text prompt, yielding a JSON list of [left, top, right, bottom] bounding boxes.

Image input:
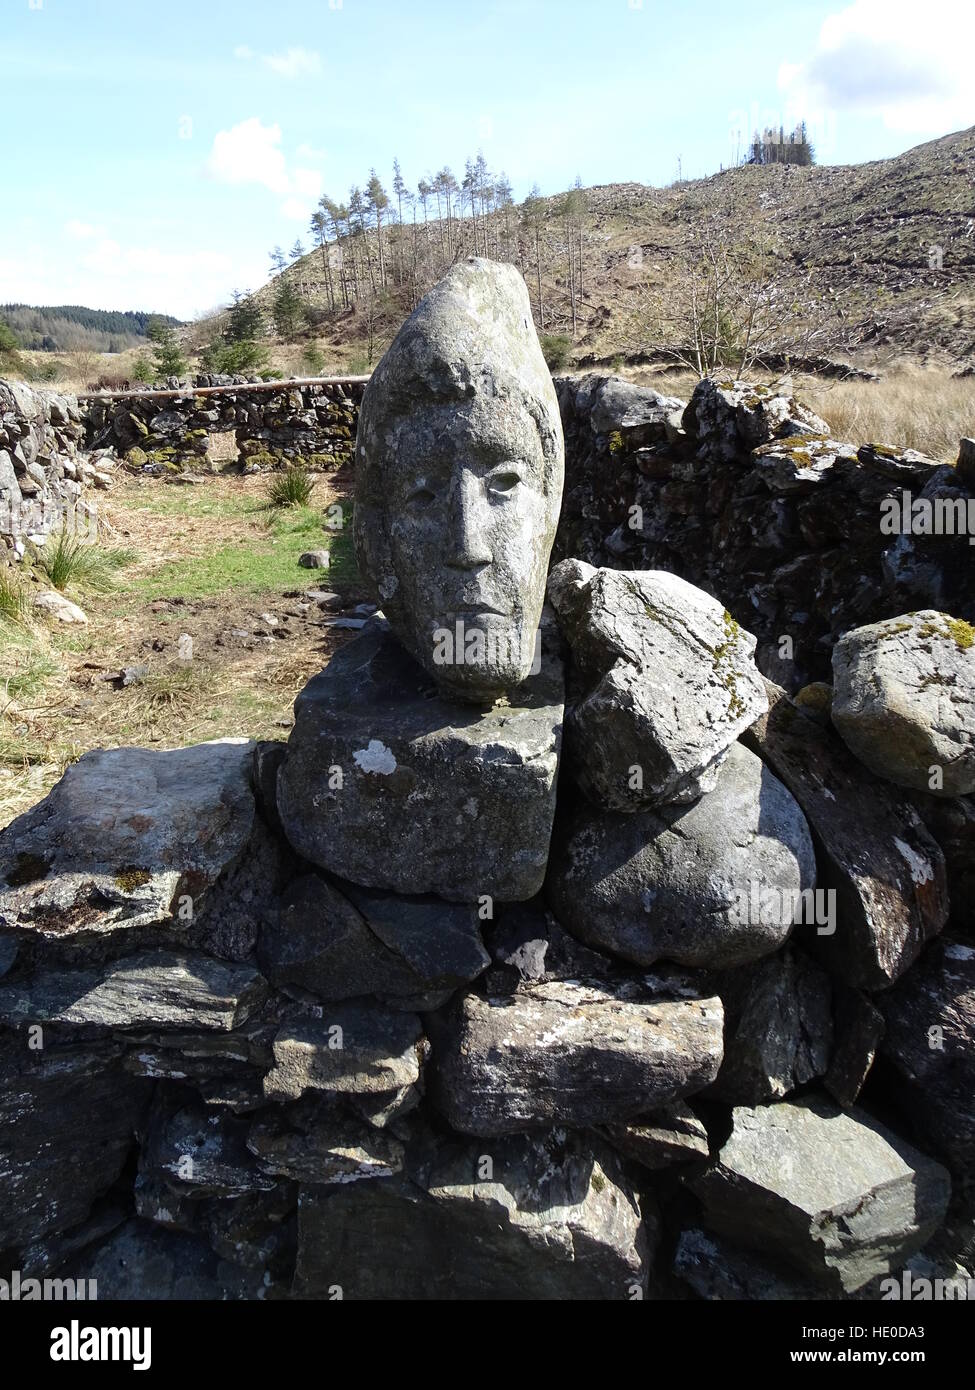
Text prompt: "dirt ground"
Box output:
[[0, 472, 368, 828]]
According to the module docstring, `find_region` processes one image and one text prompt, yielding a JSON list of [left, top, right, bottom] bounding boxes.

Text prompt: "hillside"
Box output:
[[1, 303, 181, 353], [231, 125, 975, 373]]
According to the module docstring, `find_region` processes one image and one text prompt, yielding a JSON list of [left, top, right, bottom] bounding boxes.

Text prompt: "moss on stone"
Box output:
[[115, 866, 151, 891]]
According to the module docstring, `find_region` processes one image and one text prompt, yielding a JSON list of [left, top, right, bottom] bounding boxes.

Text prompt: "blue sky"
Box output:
[[0, 0, 970, 319]]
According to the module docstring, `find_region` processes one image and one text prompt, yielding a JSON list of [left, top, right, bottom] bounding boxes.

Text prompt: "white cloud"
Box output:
[[279, 197, 312, 222], [64, 219, 101, 240], [232, 43, 321, 79], [206, 118, 322, 220], [207, 117, 291, 194], [779, 0, 975, 136]]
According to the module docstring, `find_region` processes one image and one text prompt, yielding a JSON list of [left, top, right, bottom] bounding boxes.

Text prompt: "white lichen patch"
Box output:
[[353, 740, 397, 775]]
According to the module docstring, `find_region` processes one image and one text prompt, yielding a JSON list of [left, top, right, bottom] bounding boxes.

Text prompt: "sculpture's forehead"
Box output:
[[385, 393, 547, 464]]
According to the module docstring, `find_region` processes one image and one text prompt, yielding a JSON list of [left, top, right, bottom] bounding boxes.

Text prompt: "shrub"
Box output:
[[301, 344, 327, 376], [265, 467, 315, 508], [540, 333, 572, 370], [201, 339, 270, 374]]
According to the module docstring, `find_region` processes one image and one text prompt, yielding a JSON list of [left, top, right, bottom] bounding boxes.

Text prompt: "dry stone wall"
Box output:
[[0, 379, 108, 557], [553, 374, 975, 692], [82, 376, 365, 474]]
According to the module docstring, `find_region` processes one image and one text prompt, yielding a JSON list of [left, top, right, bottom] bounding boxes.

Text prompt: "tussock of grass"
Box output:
[[0, 569, 32, 628], [265, 467, 316, 508], [37, 533, 138, 594]]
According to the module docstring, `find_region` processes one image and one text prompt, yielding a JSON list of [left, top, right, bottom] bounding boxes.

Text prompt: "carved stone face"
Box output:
[[354, 258, 564, 701]]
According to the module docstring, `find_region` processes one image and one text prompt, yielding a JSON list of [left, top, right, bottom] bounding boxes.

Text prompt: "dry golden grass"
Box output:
[[802, 368, 974, 462]]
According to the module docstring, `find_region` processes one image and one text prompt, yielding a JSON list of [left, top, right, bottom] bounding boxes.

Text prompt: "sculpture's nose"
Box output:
[[446, 470, 492, 570]]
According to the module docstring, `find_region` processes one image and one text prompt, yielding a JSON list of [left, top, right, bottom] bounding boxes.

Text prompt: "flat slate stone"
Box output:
[[879, 938, 975, 1197], [263, 1004, 424, 1102], [744, 684, 948, 989], [293, 1128, 652, 1300], [258, 873, 488, 1010], [277, 618, 563, 902], [0, 950, 267, 1032]]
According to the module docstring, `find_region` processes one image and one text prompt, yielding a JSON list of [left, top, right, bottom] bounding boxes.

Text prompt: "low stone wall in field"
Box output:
[[82, 376, 366, 474]]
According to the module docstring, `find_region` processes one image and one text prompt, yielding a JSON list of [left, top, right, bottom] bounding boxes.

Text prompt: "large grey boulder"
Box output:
[[879, 939, 975, 1200], [547, 742, 816, 969], [293, 1129, 652, 1299], [744, 684, 948, 990], [831, 611, 975, 797], [688, 1095, 951, 1292], [430, 980, 723, 1135], [548, 560, 768, 808], [277, 618, 563, 902], [0, 739, 257, 957], [354, 257, 565, 701], [258, 873, 488, 1010]]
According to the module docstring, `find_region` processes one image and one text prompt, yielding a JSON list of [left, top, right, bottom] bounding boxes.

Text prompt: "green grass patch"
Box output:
[[122, 503, 359, 600]]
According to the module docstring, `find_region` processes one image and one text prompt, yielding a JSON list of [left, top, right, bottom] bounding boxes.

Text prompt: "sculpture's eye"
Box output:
[[407, 484, 436, 507], [487, 467, 522, 496]]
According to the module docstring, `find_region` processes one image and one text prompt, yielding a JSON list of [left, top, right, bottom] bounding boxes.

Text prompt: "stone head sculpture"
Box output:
[[354, 257, 565, 702]]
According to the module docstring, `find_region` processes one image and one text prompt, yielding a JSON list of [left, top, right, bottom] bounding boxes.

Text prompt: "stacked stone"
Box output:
[[555, 374, 975, 693], [0, 264, 970, 1301], [84, 378, 364, 474], [0, 378, 110, 554]]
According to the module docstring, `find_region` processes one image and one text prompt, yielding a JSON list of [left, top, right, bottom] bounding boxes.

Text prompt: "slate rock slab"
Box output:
[[879, 938, 975, 1198], [688, 1094, 951, 1292], [264, 1004, 424, 1103], [0, 1038, 151, 1250], [277, 618, 563, 902], [0, 739, 257, 955], [0, 950, 267, 1033], [293, 1129, 652, 1300], [258, 873, 488, 1010], [744, 683, 948, 989], [704, 947, 833, 1105]]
